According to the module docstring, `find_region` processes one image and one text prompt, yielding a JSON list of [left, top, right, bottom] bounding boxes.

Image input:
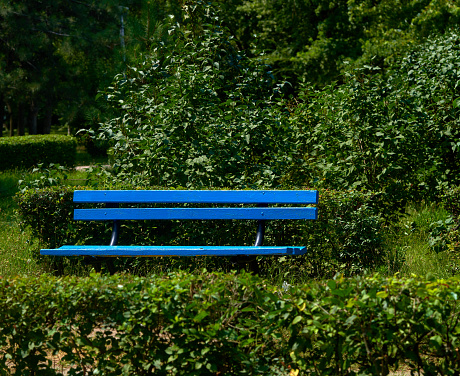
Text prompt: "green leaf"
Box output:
[[292, 316, 303, 325], [430, 335, 442, 348], [193, 311, 209, 322], [327, 280, 336, 290], [376, 291, 388, 299]]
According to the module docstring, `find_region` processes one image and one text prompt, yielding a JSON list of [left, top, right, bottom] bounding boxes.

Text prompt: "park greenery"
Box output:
[[1, 0, 460, 373], [2, 0, 459, 137], [2, 272, 460, 375]]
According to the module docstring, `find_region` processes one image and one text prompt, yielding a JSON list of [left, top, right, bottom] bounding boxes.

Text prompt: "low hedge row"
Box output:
[[0, 135, 76, 170], [0, 272, 459, 375], [15, 186, 384, 277]]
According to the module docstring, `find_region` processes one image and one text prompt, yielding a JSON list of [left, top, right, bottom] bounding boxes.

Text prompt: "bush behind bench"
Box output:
[[0, 272, 459, 375], [15, 187, 384, 278], [0, 135, 77, 171]]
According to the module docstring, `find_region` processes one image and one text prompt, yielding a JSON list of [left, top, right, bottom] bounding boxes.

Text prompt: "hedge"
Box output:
[[15, 186, 384, 278], [0, 135, 76, 171], [0, 272, 459, 375]]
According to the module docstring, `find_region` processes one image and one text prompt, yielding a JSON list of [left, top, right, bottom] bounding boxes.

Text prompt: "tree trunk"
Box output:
[[29, 101, 39, 135], [17, 103, 25, 136], [37, 114, 44, 134], [0, 100, 4, 137], [43, 102, 53, 134], [7, 102, 14, 137]]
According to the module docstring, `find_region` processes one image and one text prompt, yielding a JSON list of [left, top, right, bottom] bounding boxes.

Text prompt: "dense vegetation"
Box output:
[[2, 271, 460, 375], [1, 1, 460, 373], [1, 0, 459, 277], [0, 135, 76, 170], [95, 2, 460, 209], [1, 0, 459, 272], [2, 0, 459, 136], [291, 30, 460, 211]]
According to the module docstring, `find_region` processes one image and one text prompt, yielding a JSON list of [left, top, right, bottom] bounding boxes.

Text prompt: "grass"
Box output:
[[382, 203, 453, 279], [0, 160, 95, 278], [75, 144, 109, 166], [0, 170, 43, 277]]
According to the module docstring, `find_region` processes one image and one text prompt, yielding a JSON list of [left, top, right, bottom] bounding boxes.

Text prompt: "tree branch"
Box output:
[[30, 28, 72, 38]]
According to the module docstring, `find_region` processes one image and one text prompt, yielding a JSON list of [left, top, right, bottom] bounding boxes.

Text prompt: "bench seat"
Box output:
[[40, 245, 308, 257]]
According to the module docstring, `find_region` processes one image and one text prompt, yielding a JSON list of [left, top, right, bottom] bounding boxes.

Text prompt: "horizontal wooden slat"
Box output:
[[74, 207, 318, 221], [73, 190, 319, 204], [41, 245, 308, 256]]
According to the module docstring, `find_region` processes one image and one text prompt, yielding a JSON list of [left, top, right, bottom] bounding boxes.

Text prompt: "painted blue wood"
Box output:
[[74, 190, 319, 204], [41, 245, 308, 256], [74, 207, 318, 221], [41, 189, 319, 258]]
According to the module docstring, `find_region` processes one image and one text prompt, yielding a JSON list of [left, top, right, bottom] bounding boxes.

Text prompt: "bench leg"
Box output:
[[246, 256, 260, 274]]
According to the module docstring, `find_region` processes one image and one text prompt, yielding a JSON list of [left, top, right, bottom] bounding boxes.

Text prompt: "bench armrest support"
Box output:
[[107, 203, 120, 247], [254, 204, 267, 246]]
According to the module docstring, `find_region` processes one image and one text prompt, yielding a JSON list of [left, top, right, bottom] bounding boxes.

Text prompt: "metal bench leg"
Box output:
[[86, 217, 119, 275], [104, 219, 119, 275], [231, 215, 266, 274]]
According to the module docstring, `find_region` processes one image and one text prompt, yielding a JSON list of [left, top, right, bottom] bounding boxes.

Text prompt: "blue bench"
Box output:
[[40, 190, 318, 269]]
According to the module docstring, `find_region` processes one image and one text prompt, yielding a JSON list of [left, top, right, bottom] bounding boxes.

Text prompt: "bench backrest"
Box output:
[[73, 190, 318, 221]]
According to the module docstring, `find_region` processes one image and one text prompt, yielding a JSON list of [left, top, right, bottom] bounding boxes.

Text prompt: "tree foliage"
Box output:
[[1, 0, 459, 137], [226, 0, 460, 88], [292, 30, 460, 211], [95, 2, 460, 202], [0, 0, 136, 135], [98, 2, 296, 189]]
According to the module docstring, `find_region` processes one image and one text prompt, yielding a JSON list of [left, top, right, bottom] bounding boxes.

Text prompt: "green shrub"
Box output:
[[95, 2, 298, 189], [15, 186, 94, 251], [0, 272, 459, 375], [259, 189, 384, 280], [15, 186, 383, 278], [14, 185, 106, 274], [0, 135, 77, 171], [0, 272, 276, 375], [292, 30, 460, 210], [282, 273, 460, 375], [17, 163, 72, 193]]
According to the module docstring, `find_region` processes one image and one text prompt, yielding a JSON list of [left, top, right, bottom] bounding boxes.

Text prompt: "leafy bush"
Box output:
[[16, 186, 383, 278], [292, 30, 460, 211], [261, 189, 384, 280], [95, 2, 297, 189], [17, 163, 71, 193], [0, 135, 77, 171], [15, 186, 97, 252], [1, 271, 459, 375], [0, 272, 277, 375], [282, 273, 460, 375]]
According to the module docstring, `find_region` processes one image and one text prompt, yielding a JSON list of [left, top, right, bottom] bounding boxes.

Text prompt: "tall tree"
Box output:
[[0, 0, 139, 135], [216, 0, 460, 88]]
